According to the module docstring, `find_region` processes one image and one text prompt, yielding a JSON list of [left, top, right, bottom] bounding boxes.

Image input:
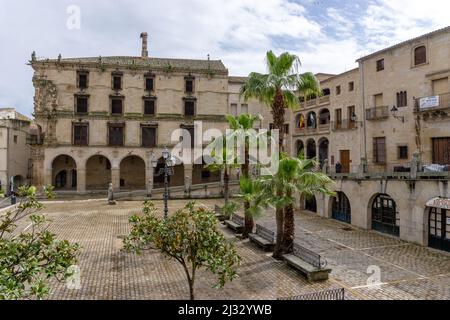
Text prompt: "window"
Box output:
[[108, 123, 124, 146], [322, 88, 330, 96], [75, 95, 88, 114], [143, 98, 156, 115], [396, 91, 408, 107], [230, 103, 237, 116], [374, 93, 383, 107], [348, 81, 354, 92], [376, 59, 385, 72], [398, 145, 408, 160], [185, 77, 194, 93], [145, 74, 154, 92], [13, 135, 17, 144], [77, 71, 89, 89], [373, 137, 386, 164], [73, 123, 89, 146], [112, 73, 122, 90], [184, 99, 196, 116], [241, 104, 248, 114], [111, 97, 123, 115], [335, 109, 342, 127], [348, 106, 356, 128], [336, 85, 341, 95], [142, 126, 157, 147], [181, 125, 195, 148], [414, 46, 426, 66], [284, 124, 290, 134], [432, 77, 449, 95]]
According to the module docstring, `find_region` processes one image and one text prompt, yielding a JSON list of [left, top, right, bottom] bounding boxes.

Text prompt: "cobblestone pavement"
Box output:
[[34, 199, 450, 300]]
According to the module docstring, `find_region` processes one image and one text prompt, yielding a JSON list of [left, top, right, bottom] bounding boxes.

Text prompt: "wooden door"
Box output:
[[432, 138, 450, 165], [340, 150, 350, 173]]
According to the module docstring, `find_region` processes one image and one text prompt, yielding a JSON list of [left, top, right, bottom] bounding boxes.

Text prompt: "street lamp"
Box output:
[[390, 106, 405, 123], [152, 146, 175, 219]]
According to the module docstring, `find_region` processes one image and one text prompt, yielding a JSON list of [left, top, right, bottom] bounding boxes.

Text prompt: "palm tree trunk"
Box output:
[[273, 205, 284, 260], [242, 138, 254, 238], [282, 202, 295, 253], [272, 88, 286, 259]]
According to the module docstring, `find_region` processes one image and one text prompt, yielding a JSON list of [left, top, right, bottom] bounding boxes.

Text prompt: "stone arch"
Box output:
[[306, 138, 316, 159], [295, 113, 305, 129], [295, 139, 304, 157], [318, 108, 330, 125], [318, 137, 329, 166], [86, 155, 111, 190], [305, 195, 317, 213], [52, 155, 77, 190], [306, 111, 317, 128], [329, 191, 351, 223], [120, 155, 146, 190], [369, 193, 400, 237]]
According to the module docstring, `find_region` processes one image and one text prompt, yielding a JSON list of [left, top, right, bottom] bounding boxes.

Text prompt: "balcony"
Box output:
[[414, 92, 450, 113], [331, 120, 358, 131], [365, 106, 389, 120], [301, 95, 330, 108]]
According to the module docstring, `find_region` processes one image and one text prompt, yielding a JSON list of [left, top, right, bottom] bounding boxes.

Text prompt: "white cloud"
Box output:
[[0, 0, 449, 116]]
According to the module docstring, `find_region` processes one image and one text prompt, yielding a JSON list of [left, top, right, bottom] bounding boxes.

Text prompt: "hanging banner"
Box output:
[[426, 197, 450, 210]]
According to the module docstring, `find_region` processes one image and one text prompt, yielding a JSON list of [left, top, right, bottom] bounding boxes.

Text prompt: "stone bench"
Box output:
[[248, 224, 275, 251], [224, 214, 244, 233], [283, 243, 331, 282]]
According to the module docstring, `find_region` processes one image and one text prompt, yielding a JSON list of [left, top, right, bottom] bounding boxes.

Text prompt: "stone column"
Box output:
[[184, 164, 193, 193], [146, 164, 154, 196], [77, 168, 86, 193], [44, 168, 52, 187], [111, 167, 120, 191]]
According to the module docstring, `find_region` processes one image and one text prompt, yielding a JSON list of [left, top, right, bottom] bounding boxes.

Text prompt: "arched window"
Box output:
[[414, 46, 426, 66], [396, 91, 408, 107]]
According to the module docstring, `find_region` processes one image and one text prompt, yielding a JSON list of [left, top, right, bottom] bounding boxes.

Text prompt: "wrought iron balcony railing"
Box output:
[[365, 106, 389, 120], [414, 92, 450, 112], [331, 120, 357, 131]]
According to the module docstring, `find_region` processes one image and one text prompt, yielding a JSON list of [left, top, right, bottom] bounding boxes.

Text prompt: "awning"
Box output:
[[426, 197, 450, 210]]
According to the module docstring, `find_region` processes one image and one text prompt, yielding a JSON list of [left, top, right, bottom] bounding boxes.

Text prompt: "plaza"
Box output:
[[38, 199, 450, 300]]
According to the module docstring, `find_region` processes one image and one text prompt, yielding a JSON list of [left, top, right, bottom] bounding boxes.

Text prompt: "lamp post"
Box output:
[[152, 147, 175, 219], [390, 106, 405, 123]]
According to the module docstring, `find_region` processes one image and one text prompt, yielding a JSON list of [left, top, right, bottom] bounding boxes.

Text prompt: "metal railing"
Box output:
[[292, 243, 327, 269], [331, 120, 358, 131], [278, 288, 345, 300], [414, 92, 450, 112], [365, 106, 389, 120]]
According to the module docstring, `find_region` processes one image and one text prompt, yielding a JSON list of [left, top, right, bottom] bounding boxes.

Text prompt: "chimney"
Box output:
[[140, 32, 148, 58]]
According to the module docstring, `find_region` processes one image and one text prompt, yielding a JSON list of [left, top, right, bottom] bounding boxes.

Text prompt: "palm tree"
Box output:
[[225, 113, 260, 237], [244, 155, 334, 258], [240, 51, 322, 258]]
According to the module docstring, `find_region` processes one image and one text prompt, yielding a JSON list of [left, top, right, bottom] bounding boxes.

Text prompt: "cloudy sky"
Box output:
[[1, 0, 449, 116]]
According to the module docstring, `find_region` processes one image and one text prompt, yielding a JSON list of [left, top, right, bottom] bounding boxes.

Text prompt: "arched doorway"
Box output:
[[295, 140, 304, 158], [331, 192, 351, 223], [306, 111, 317, 128], [120, 155, 145, 190], [319, 109, 330, 125], [306, 139, 316, 159], [428, 202, 450, 252], [52, 155, 77, 190], [318, 138, 329, 166], [305, 196, 317, 213], [371, 194, 399, 237], [86, 155, 111, 190], [295, 113, 305, 129]]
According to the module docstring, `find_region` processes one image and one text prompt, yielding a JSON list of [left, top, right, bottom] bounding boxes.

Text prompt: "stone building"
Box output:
[[0, 108, 32, 193], [295, 26, 450, 253], [29, 33, 269, 195]]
